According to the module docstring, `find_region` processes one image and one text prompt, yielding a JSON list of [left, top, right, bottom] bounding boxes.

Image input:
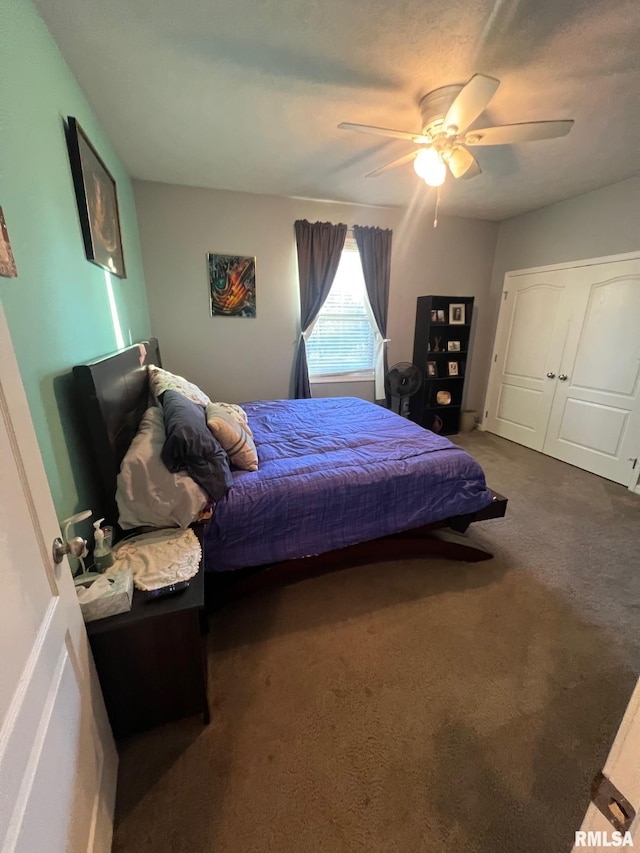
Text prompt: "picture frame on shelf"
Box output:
[[447, 341, 461, 352], [436, 390, 452, 405], [430, 310, 438, 322], [449, 303, 465, 325], [448, 361, 459, 376], [427, 361, 437, 377], [436, 309, 446, 323], [65, 116, 126, 278]]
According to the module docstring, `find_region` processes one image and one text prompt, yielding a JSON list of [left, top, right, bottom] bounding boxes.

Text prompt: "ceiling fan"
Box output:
[[339, 74, 574, 186]]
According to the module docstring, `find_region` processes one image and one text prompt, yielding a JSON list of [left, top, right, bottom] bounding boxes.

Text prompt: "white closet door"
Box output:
[[485, 271, 570, 450], [543, 259, 640, 485]]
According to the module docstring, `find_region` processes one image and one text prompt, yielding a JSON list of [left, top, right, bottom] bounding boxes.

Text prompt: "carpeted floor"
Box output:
[[112, 432, 640, 853]]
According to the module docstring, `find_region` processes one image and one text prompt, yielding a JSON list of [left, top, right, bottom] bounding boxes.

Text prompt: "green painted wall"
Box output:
[[0, 0, 151, 523]]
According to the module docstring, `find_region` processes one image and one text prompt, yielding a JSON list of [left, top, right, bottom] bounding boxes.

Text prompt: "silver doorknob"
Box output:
[[52, 535, 87, 564], [558, 373, 568, 381], [546, 372, 556, 378]]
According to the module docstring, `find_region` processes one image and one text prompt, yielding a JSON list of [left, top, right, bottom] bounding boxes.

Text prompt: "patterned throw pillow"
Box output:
[[148, 364, 210, 406], [210, 401, 252, 434], [205, 403, 259, 471]]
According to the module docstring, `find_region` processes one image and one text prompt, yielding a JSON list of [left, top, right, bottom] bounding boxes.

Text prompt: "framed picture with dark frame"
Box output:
[[207, 253, 256, 317], [66, 116, 126, 278], [449, 303, 465, 325]]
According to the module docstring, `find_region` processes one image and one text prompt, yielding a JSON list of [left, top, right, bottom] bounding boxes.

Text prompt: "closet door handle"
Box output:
[[546, 372, 556, 379], [558, 373, 568, 381]]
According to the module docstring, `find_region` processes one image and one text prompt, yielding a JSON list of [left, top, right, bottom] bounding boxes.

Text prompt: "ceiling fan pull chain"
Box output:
[[434, 184, 441, 228]]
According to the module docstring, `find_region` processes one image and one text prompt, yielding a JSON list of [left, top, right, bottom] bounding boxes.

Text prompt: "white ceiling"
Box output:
[[35, 0, 640, 220]]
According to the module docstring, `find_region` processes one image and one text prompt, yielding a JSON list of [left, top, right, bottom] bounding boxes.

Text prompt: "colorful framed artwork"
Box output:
[[66, 116, 126, 278], [0, 207, 17, 278], [449, 303, 465, 324], [208, 253, 256, 317]]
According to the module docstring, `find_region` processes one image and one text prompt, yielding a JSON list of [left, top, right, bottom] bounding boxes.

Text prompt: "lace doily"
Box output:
[[110, 528, 202, 591]]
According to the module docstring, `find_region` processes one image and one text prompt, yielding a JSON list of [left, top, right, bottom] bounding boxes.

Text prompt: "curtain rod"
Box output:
[[345, 225, 390, 234]]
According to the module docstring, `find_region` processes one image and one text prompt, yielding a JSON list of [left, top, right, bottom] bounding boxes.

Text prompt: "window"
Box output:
[[306, 241, 376, 380]]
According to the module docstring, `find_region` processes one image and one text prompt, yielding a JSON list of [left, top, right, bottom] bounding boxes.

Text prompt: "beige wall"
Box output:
[[134, 181, 498, 411], [480, 176, 640, 416]]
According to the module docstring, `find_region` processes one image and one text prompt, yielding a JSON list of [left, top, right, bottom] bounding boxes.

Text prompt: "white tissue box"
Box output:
[[77, 570, 134, 622]]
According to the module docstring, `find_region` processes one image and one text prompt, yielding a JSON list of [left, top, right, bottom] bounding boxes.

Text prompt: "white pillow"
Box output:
[[148, 364, 210, 406], [205, 402, 259, 471], [116, 407, 208, 529]]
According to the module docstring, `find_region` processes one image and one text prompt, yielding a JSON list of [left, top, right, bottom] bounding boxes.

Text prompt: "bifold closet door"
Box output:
[[543, 258, 640, 486], [484, 270, 571, 451]]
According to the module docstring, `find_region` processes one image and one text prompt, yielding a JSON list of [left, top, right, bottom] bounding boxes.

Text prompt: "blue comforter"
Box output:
[[204, 397, 492, 571]]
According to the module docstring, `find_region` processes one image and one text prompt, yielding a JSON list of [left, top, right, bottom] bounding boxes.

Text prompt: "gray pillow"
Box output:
[[161, 390, 233, 500], [116, 407, 207, 530]]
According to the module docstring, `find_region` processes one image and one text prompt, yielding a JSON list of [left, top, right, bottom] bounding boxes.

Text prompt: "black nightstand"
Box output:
[[86, 527, 210, 738]]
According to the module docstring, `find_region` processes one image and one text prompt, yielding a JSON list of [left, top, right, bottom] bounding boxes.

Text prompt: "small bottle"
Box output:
[[93, 518, 114, 572]]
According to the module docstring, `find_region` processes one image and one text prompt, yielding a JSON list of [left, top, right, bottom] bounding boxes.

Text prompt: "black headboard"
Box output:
[[73, 338, 161, 524]]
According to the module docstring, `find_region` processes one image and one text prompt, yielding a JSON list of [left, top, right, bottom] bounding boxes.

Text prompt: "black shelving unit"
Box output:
[[409, 295, 474, 435]]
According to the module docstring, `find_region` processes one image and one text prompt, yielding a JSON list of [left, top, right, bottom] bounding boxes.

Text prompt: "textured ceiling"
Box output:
[[35, 0, 640, 219]]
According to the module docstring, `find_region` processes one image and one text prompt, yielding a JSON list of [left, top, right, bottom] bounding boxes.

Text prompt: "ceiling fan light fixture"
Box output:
[[340, 73, 574, 185], [414, 148, 446, 187]]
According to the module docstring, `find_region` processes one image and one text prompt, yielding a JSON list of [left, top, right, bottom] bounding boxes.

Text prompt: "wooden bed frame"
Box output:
[[72, 339, 507, 598]]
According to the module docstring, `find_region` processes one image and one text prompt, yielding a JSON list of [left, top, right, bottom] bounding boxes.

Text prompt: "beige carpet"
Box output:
[[112, 432, 640, 853]]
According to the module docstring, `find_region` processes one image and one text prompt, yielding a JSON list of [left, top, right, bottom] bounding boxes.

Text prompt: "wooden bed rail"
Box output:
[[206, 490, 508, 604]]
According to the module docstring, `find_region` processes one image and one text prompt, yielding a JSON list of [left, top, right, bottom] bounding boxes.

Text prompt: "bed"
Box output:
[[73, 339, 507, 591]]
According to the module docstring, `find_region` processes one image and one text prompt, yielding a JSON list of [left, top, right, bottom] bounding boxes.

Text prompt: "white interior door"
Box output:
[[572, 678, 640, 851], [484, 271, 571, 450], [0, 306, 117, 852], [543, 259, 640, 486]]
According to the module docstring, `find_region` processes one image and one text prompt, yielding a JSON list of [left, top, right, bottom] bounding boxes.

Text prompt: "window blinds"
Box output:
[[306, 243, 375, 378]]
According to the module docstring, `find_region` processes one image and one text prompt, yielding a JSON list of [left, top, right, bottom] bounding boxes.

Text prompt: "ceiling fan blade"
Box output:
[[366, 150, 419, 177], [448, 147, 481, 179], [443, 74, 500, 134], [338, 122, 428, 144], [465, 120, 574, 146]]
